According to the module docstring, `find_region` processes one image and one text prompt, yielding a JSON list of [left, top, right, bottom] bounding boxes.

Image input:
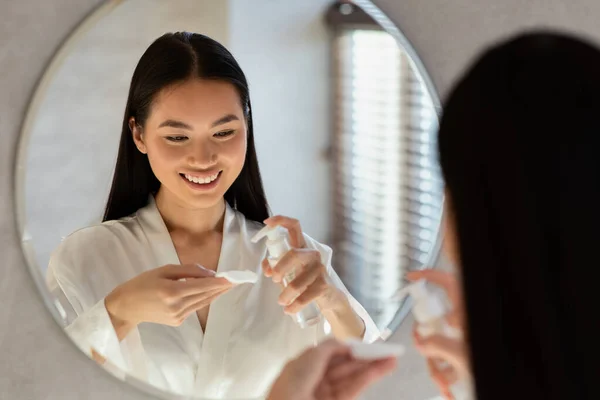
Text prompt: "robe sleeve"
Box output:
[[46, 255, 137, 375], [303, 235, 381, 343]]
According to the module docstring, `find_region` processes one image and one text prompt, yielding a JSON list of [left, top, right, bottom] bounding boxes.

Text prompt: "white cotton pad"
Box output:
[[215, 270, 259, 284], [345, 339, 406, 360]]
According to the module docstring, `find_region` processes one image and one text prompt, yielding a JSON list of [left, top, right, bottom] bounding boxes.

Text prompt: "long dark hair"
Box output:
[[439, 31, 600, 400], [103, 32, 269, 223]]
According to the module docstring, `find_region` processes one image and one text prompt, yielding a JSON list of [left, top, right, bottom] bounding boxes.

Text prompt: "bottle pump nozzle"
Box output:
[[251, 225, 291, 259], [251, 225, 286, 242]]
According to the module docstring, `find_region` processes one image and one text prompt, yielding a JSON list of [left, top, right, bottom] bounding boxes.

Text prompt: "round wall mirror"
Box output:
[[15, 0, 443, 398]]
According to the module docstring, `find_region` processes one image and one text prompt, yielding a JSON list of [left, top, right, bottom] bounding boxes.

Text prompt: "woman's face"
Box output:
[[132, 79, 247, 209]]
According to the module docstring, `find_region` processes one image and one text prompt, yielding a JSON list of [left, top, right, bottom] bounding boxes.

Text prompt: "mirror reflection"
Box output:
[[17, 0, 442, 398]]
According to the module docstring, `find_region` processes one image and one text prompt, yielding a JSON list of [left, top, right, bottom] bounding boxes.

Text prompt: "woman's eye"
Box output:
[[166, 136, 188, 142], [214, 130, 235, 138]]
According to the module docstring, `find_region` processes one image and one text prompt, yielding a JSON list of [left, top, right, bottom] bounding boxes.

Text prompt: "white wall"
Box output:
[[228, 0, 333, 244], [5, 0, 600, 399]]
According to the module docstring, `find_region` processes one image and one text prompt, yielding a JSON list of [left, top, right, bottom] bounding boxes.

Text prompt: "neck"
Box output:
[[154, 188, 226, 235]]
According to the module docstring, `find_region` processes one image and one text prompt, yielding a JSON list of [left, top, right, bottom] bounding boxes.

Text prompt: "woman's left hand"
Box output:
[[261, 215, 347, 314]]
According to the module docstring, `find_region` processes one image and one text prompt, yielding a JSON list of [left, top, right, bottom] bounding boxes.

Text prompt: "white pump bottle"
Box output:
[[251, 225, 322, 328], [400, 279, 472, 400]]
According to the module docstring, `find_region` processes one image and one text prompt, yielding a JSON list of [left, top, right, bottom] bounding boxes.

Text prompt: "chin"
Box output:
[[156, 183, 222, 210], [183, 192, 227, 209]]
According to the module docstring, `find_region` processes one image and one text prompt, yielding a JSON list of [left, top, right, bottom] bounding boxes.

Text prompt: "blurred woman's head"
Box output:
[[438, 31, 600, 399]]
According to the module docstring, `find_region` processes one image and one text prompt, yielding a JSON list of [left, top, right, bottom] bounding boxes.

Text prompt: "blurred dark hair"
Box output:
[[439, 31, 600, 400], [103, 32, 269, 223]]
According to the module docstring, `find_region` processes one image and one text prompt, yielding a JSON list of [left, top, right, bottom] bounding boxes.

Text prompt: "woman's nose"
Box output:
[[187, 141, 217, 168]]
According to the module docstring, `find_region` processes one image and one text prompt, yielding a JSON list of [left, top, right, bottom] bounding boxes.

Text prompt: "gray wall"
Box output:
[[2, 0, 599, 399]]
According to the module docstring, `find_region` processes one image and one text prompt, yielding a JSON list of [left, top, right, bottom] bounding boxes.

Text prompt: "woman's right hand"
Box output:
[[105, 264, 233, 338]]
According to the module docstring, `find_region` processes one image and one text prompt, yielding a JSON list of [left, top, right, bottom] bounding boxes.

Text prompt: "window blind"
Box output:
[[328, 4, 443, 328]]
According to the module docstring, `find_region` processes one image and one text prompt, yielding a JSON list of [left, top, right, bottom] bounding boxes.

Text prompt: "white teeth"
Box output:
[[184, 172, 219, 184]]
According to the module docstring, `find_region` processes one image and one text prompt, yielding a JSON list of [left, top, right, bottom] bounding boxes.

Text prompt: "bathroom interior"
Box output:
[[1, 0, 596, 399]]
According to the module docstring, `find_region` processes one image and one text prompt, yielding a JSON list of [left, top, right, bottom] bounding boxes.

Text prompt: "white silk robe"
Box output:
[[46, 197, 380, 398]]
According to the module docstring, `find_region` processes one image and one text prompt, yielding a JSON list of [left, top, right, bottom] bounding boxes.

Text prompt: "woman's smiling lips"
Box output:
[[179, 170, 223, 191]]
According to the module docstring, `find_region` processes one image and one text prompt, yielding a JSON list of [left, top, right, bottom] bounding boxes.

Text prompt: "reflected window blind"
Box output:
[[331, 26, 443, 328]]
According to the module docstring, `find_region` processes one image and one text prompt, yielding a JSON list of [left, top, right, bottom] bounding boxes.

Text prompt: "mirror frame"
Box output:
[[12, 0, 444, 398]]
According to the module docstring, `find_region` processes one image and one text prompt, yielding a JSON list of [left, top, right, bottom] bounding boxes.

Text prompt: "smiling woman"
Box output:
[[43, 31, 379, 399]]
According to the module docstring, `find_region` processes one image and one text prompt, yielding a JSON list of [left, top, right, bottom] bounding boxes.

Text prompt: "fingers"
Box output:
[[179, 287, 230, 318], [270, 248, 321, 283], [278, 262, 322, 306], [332, 358, 397, 399], [327, 359, 368, 382], [426, 358, 457, 399], [262, 258, 273, 277], [327, 357, 396, 382], [413, 328, 469, 378], [406, 269, 455, 291], [159, 264, 217, 280], [277, 340, 348, 400], [406, 270, 461, 306], [284, 276, 328, 314], [263, 259, 287, 290], [301, 339, 351, 367], [194, 264, 218, 277], [328, 353, 354, 371], [313, 380, 334, 400], [429, 358, 458, 385], [263, 215, 306, 248], [416, 334, 464, 366], [173, 276, 233, 297]]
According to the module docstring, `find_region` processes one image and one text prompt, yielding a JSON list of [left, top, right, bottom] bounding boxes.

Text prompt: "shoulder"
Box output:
[[49, 215, 142, 272]]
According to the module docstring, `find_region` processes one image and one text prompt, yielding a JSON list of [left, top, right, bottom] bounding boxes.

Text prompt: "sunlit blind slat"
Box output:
[[331, 27, 442, 328]]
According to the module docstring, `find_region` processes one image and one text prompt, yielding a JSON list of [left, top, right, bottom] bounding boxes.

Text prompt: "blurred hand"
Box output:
[[268, 339, 397, 400], [407, 270, 470, 399]]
